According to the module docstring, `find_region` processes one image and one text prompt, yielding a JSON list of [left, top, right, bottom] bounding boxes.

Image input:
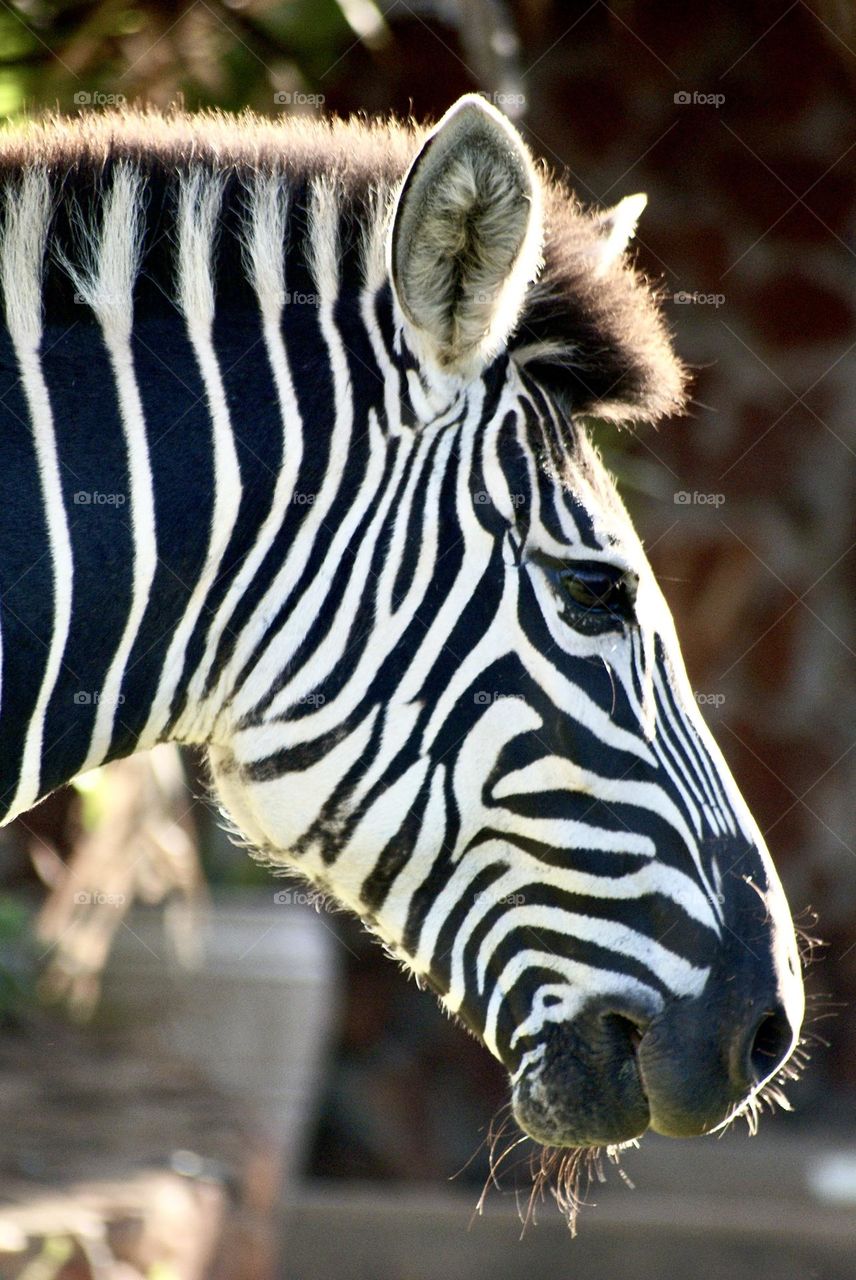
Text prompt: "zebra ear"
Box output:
[[389, 94, 543, 376], [589, 192, 647, 276]]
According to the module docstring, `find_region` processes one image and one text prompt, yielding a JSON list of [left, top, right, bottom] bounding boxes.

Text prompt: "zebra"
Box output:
[[0, 95, 804, 1152]]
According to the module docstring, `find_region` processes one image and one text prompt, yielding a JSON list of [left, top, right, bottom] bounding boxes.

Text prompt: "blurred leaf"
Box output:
[[0, 891, 37, 1020]]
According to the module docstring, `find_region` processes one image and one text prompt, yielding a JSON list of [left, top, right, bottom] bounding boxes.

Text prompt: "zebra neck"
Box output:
[[0, 307, 383, 822], [0, 305, 278, 818], [0, 149, 428, 824], [0, 262, 392, 826]]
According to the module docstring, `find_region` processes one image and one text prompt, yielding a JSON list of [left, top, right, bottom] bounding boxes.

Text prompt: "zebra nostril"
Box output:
[[602, 1011, 645, 1058], [747, 1007, 794, 1085]]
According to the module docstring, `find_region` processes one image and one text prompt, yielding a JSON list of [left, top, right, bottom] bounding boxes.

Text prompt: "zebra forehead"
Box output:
[[0, 107, 685, 427]]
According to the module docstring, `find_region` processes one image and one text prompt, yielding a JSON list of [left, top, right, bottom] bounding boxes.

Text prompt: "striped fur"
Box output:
[[0, 100, 802, 1148]]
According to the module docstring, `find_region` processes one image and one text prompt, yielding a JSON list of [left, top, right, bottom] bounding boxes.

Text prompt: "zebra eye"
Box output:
[[557, 563, 637, 633]]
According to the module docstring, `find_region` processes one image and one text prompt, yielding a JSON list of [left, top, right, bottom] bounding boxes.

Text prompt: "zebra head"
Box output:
[[207, 97, 804, 1148]]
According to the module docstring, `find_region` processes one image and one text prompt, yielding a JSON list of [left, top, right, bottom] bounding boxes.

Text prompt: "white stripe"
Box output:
[[376, 761, 448, 943], [393, 389, 496, 707], [669, 677, 736, 825], [328, 753, 432, 905], [178, 174, 303, 730], [474, 904, 707, 999], [1, 170, 74, 817], [491, 756, 703, 858], [255, 419, 457, 738], [59, 165, 155, 769], [344, 699, 422, 818], [481, 951, 662, 1061], [216, 708, 380, 864], [360, 272, 407, 437], [346, 755, 430, 884], [467, 587, 660, 767], [372, 425, 440, 623], [653, 664, 731, 831], [261, 410, 406, 721], [141, 169, 242, 745], [229, 179, 354, 718], [416, 838, 719, 989]]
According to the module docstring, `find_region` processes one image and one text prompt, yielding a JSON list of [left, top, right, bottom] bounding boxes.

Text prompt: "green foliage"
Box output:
[[0, 891, 37, 1019], [0, 0, 377, 118]]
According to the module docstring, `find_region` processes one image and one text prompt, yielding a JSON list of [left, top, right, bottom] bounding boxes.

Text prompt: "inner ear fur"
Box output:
[[389, 94, 543, 376]]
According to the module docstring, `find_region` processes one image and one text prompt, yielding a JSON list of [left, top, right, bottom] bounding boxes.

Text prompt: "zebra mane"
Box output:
[[0, 107, 685, 425]]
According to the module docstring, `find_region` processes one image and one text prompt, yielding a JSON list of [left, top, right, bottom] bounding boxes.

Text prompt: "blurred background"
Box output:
[[0, 1, 854, 1277]]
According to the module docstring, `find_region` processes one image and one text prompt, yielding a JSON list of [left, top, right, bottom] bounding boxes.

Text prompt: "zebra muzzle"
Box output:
[[511, 1007, 653, 1147], [511, 966, 800, 1148], [512, 993, 798, 1148]]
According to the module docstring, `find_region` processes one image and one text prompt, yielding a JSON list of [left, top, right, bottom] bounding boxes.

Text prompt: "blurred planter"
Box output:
[[101, 890, 342, 1186]]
